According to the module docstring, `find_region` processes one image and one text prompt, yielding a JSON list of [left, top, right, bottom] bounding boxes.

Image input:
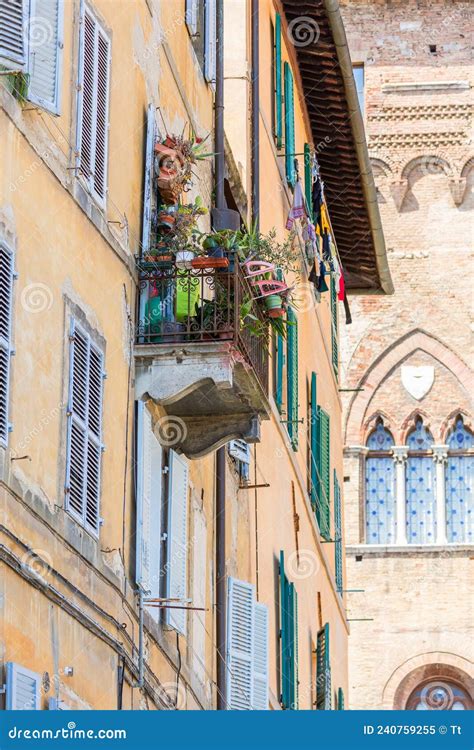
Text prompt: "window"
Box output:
[[316, 623, 331, 710], [0, 0, 25, 68], [353, 64, 364, 114], [76, 5, 111, 204], [185, 0, 215, 84], [228, 439, 251, 483], [286, 307, 298, 449], [316, 406, 331, 539], [334, 471, 343, 593], [226, 577, 269, 710], [284, 62, 296, 186], [65, 319, 104, 537], [365, 420, 395, 544], [6, 662, 41, 710], [446, 417, 473, 544], [406, 418, 436, 544], [273, 13, 282, 148], [135, 401, 163, 621], [0, 243, 14, 446], [407, 680, 472, 710], [279, 550, 298, 709], [27, 0, 63, 114]]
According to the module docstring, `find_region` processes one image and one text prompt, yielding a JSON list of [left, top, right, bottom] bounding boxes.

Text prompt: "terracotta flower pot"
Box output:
[[155, 142, 186, 205], [157, 211, 176, 234], [191, 257, 229, 269]]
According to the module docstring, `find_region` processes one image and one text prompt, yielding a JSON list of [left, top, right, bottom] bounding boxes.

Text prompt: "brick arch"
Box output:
[[461, 156, 474, 178], [400, 409, 436, 444], [441, 409, 474, 443], [401, 153, 454, 181], [345, 329, 472, 445], [370, 157, 393, 178], [363, 410, 397, 444], [381, 653, 474, 710]]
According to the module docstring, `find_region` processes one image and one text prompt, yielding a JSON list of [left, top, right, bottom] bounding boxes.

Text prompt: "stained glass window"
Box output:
[[446, 418, 473, 544], [365, 421, 396, 544], [406, 419, 436, 544]]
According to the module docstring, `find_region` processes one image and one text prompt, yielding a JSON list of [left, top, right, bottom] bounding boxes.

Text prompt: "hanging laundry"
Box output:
[[312, 174, 323, 229], [286, 180, 306, 230], [338, 272, 345, 302], [317, 259, 329, 293]]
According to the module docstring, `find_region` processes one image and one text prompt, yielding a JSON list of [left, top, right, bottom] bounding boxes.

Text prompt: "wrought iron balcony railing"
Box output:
[[136, 260, 269, 397]]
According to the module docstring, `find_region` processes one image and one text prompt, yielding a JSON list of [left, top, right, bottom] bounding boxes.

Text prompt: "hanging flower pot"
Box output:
[[175, 249, 195, 269], [157, 210, 176, 234], [264, 293, 283, 312], [155, 142, 186, 205], [267, 307, 285, 319], [191, 256, 229, 269]]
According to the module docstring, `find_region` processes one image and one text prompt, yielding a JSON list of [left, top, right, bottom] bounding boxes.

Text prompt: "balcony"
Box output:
[[134, 261, 271, 458]]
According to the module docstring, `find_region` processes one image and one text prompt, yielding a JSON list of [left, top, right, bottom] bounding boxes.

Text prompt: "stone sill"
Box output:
[[382, 81, 470, 93], [347, 544, 473, 558]]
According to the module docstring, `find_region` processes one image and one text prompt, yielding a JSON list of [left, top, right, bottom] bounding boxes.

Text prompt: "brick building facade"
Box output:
[[339, 0, 473, 709]]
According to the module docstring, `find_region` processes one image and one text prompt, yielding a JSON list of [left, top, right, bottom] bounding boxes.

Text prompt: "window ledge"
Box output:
[[347, 543, 473, 557]]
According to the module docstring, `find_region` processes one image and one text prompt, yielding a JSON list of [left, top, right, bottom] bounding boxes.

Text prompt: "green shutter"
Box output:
[[334, 471, 343, 593], [274, 269, 284, 411], [310, 372, 318, 509], [330, 276, 339, 379], [275, 14, 282, 149], [337, 687, 345, 710], [304, 143, 313, 219], [286, 308, 298, 450], [316, 407, 331, 539], [280, 551, 298, 710], [284, 62, 295, 186], [316, 623, 331, 710]]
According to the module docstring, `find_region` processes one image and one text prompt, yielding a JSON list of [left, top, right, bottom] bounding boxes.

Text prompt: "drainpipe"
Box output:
[[251, 0, 260, 228], [214, 0, 227, 711]]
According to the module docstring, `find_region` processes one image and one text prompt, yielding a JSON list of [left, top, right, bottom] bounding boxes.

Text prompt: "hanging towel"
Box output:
[[286, 181, 306, 230], [338, 272, 345, 301]]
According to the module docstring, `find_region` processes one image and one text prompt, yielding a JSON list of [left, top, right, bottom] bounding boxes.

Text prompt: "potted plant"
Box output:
[[155, 130, 212, 204], [166, 197, 207, 267]]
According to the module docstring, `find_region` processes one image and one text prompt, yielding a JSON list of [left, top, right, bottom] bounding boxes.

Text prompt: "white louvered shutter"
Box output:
[[77, 6, 110, 204], [226, 577, 254, 710], [65, 319, 104, 537], [253, 602, 269, 710], [0, 0, 25, 69], [0, 244, 14, 445], [185, 0, 198, 35], [228, 439, 250, 464], [135, 402, 163, 618], [166, 450, 189, 634], [204, 0, 216, 83], [6, 663, 41, 710], [27, 0, 63, 113]]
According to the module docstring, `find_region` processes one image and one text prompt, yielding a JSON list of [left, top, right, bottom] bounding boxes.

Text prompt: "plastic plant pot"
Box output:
[[175, 250, 195, 269]]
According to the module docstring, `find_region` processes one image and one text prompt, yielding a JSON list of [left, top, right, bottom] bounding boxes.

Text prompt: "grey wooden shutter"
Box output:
[[135, 402, 162, 618], [166, 449, 189, 634], [185, 0, 198, 35], [204, 0, 216, 83], [77, 5, 110, 204], [65, 319, 104, 537], [226, 577, 254, 710], [27, 0, 63, 113], [253, 602, 269, 710], [0, 0, 26, 68], [141, 104, 155, 255], [6, 662, 41, 709], [0, 243, 14, 445]]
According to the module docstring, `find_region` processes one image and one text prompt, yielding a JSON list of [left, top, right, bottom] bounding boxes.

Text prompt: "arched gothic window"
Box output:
[[406, 680, 472, 710], [406, 419, 436, 544], [365, 420, 395, 544], [445, 417, 473, 544]]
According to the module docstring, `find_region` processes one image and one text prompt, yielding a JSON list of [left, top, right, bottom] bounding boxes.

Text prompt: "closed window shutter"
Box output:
[[310, 372, 317, 510], [316, 406, 331, 539], [185, 0, 198, 35], [274, 13, 282, 148], [289, 582, 299, 709], [284, 62, 295, 186], [304, 143, 313, 219], [228, 439, 250, 464], [316, 623, 331, 710], [135, 402, 163, 614], [275, 332, 284, 411], [27, 0, 63, 114], [253, 602, 269, 710], [337, 686, 345, 710], [226, 577, 254, 709], [204, 0, 216, 83], [0, 0, 25, 68], [166, 449, 189, 634], [65, 319, 104, 537], [279, 551, 298, 709], [6, 662, 41, 710], [286, 307, 298, 450], [0, 243, 14, 445], [334, 471, 343, 593], [77, 6, 111, 204], [330, 276, 339, 379]]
